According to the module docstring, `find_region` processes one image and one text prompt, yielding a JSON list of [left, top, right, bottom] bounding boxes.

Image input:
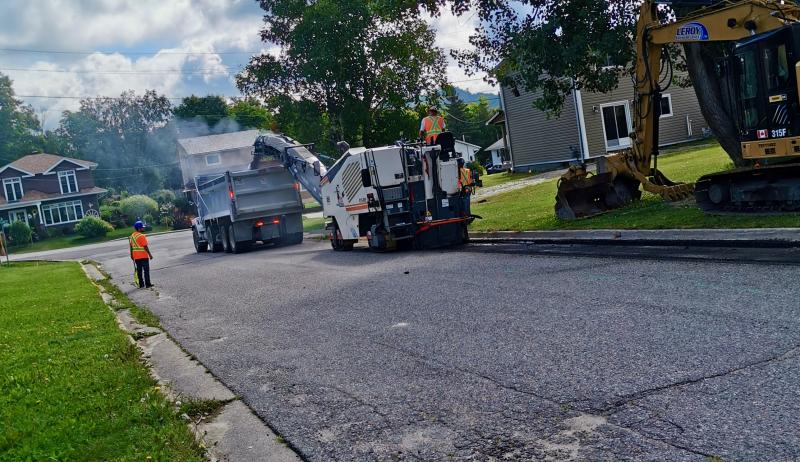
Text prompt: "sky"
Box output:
[[0, 0, 496, 129]]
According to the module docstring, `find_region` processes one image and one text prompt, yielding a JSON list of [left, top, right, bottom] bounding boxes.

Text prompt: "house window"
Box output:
[[3, 177, 23, 202], [42, 200, 84, 226], [659, 94, 673, 118], [600, 101, 633, 150], [205, 154, 221, 166], [58, 170, 79, 194]]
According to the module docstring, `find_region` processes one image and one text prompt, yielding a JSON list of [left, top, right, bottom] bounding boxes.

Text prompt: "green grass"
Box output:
[[480, 171, 537, 189], [10, 225, 171, 255], [96, 277, 162, 329], [471, 142, 800, 232], [0, 261, 203, 461], [303, 216, 325, 233]]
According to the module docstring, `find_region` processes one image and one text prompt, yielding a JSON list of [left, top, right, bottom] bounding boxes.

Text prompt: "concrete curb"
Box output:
[[80, 263, 302, 462], [469, 228, 800, 248]]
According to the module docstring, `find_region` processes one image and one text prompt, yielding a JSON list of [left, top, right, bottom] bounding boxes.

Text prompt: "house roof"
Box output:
[[0, 153, 97, 176], [485, 136, 508, 151], [0, 186, 107, 210], [454, 139, 482, 149], [177, 130, 261, 156], [486, 110, 505, 126]]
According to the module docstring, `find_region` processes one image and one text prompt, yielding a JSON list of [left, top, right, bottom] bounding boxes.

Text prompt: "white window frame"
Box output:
[[205, 153, 221, 166], [599, 100, 634, 151], [41, 200, 84, 226], [8, 209, 27, 224], [659, 93, 674, 118], [58, 170, 79, 194], [3, 177, 24, 202]]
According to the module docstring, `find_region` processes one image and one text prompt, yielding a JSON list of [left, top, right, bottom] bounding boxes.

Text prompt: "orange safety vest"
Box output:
[[459, 167, 473, 192], [422, 116, 445, 144], [130, 232, 149, 260]]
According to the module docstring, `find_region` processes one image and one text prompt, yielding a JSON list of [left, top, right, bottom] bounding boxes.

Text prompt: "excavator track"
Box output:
[[695, 163, 800, 213]]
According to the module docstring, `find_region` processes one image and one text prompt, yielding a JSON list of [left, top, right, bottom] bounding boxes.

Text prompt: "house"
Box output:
[[453, 139, 482, 164], [0, 153, 107, 231], [485, 110, 510, 166], [177, 129, 260, 188], [499, 74, 710, 172]]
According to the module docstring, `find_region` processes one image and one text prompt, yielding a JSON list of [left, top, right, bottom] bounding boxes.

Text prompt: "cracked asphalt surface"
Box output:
[[20, 231, 800, 461]]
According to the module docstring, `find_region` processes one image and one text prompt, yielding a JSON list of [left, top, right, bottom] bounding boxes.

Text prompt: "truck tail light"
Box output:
[[228, 190, 235, 199], [255, 220, 264, 227], [272, 218, 280, 224], [293, 182, 300, 190]]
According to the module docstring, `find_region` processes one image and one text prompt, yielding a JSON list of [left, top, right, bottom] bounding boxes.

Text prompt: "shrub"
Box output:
[[8, 221, 32, 246], [152, 189, 176, 205], [119, 195, 158, 224], [74, 216, 114, 238], [100, 204, 125, 228]]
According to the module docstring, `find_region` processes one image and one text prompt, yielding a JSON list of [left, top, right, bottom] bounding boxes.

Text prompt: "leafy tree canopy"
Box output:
[[57, 90, 179, 193], [0, 73, 42, 163], [229, 98, 274, 130], [173, 95, 230, 128], [237, 0, 447, 147]]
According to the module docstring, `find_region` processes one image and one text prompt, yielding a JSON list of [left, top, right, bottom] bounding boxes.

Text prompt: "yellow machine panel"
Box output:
[[741, 136, 800, 159]]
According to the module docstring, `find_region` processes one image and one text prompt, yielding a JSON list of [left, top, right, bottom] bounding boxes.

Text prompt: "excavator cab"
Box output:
[[730, 24, 800, 160]]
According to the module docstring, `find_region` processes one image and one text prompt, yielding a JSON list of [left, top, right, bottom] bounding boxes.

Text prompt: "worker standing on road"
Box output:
[[458, 158, 474, 214], [419, 106, 446, 145], [129, 220, 154, 289]]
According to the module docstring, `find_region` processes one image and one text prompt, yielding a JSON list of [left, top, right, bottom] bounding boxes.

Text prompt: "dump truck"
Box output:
[[189, 160, 304, 254]]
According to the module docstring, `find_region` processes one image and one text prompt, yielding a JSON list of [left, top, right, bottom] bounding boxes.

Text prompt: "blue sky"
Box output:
[[0, 0, 494, 129]]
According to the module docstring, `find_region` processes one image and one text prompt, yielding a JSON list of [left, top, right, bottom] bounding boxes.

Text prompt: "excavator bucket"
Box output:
[[555, 173, 642, 220]]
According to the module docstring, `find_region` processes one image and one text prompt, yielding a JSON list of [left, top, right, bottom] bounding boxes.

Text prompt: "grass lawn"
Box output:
[[471, 142, 800, 232], [10, 225, 171, 255], [303, 216, 325, 233], [0, 261, 203, 461], [480, 171, 537, 189]]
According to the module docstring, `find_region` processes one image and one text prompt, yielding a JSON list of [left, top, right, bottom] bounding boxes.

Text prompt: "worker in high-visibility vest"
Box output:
[[129, 220, 154, 288], [419, 106, 446, 145], [457, 158, 474, 214]]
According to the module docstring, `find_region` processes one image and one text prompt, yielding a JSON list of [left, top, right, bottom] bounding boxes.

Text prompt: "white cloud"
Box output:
[[0, 1, 489, 129], [425, 9, 496, 94]]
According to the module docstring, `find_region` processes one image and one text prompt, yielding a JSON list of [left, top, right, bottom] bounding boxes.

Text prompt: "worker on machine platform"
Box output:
[[419, 106, 446, 145]]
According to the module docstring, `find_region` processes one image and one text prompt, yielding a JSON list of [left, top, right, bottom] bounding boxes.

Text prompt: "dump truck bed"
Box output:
[[196, 166, 302, 223]]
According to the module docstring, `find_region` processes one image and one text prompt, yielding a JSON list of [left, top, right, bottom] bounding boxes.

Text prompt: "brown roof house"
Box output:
[[0, 153, 107, 233]]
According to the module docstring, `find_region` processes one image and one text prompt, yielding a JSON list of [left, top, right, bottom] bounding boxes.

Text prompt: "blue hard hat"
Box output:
[[134, 220, 144, 230]]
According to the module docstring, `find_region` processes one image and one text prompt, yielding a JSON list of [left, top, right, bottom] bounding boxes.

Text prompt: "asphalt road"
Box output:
[[16, 231, 800, 461]]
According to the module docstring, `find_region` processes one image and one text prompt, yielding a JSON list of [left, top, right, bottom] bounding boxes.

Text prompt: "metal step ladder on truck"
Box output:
[[189, 133, 328, 254], [320, 132, 481, 251]]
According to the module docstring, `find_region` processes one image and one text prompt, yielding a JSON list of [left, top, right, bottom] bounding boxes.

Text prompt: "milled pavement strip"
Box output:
[[80, 262, 302, 462]]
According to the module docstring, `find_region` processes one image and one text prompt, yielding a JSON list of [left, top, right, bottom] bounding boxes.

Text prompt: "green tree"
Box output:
[[173, 95, 229, 128], [57, 91, 177, 194], [229, 98, 274, 130], [0, 73, 41, 163], [237, 0, 446, 148], [443, 87, 470, 141]]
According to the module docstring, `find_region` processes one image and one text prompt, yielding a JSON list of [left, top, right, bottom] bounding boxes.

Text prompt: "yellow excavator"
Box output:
[[556, 0, 800, 219]]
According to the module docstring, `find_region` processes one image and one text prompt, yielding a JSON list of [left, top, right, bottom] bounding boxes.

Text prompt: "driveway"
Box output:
[[18, 232, 800, 461]]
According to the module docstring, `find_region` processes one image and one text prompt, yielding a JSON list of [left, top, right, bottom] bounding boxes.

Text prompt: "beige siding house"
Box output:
[[500, 75, 710, 171]]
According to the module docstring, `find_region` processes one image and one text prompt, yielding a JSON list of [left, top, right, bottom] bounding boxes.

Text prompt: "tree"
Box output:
[[229, 98, 274, 130], [443, 87, 470, 141], [0, 73, 41, 163], [237, 0, 447, 148], [173, 95, 230, 128], [404, 0, 744, 166], [57, 90, 178, 194]]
